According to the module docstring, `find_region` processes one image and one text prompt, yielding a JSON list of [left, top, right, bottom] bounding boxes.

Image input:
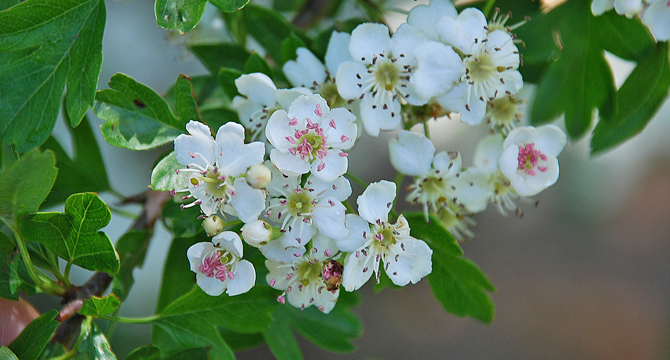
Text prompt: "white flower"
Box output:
[[642, 0, 670, 41], [474, 133, 521, 215], [241, 219, 273, 247], [592, 0, 643, 17], [340, 181, 433, 291], [484, 93, 527, 135], [266, 232, 342, 313], [407, 0, 458, 41], [389, 131, 491, 220], [266, 94, 357, 183], [432, 8, 523, 125], [232, 73, 311, 141], [499, 125, 567, 197], [336, 23, 429, 136], [263, 160, 351, 245], [173, 121, 266, 223], [187, 232, 256, 296]]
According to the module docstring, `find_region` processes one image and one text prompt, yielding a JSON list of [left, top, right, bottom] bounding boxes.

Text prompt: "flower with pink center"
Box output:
[[266, 94, 357, 183], [187, 232, 256, 296], [499, 125, 567, 197]]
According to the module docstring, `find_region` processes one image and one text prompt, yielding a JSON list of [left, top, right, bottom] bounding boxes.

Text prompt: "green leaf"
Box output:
[[280, 33, 308, 65], [8, 309, 59, 360], [19, 193, 120, 273], [152, 287, 277, 360], [0, 347, 18, 360], [94, 73, 187, 151], [155, 0, 207, 34], [161, 200, 204, 238], [591, 42, 670, 154], [163, 348, 210, 360], [592, 10, 655, 62], [77, 317, 117, 360], [0, 232, 38, 300], [217, 68, 244, 100], [0, 0, 105, 151], [112, 230, 153, 302], [78, 294, 121, 317], [0, 149, 57, 230], [124, 345, 161, 360], [219, 330, 265, 352], [209, 0, 251, 12], [189, 43, 249, 74], [41, 115, 111, 208], [221, 10, 247, 46], [0, 0, 20, 11], [174, 74, 202, 122], [312, 18, 366, 58], [273, 0, 307, 12], [405, 212, 496, 324], [150, 152, 184, 191], [242, 4, 307, 63], [244, 52, 272, 77], [263, 309, 304, 360]]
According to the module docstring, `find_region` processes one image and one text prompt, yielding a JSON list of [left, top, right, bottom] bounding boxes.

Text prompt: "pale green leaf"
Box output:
[[150, 152, 184, 191], [78, 294, 121, 317]]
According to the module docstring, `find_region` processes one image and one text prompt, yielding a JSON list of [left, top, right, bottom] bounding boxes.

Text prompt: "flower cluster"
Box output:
[[170, 0, 569, 313], [591, 0, 670, 41]]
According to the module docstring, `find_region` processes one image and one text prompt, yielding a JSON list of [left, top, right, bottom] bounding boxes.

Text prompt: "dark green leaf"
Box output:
[[78, 294, 121, 317], [244, 52, 272, 77], [112, 230, 153, 301], [0, 0, 20, 11], [19, 193, 120, 273], [163, 348, 210, 360], [0, 232, 38, 300], [94, 74, 186, 151], [404, 213, 496, 323], [273, 0, 307, 12], [189, 43, 249, 74], [242, 4, 307, 63], [200, 108, 240, 131], [591, 42, 670, 154], [155, 0, 207, 34], [0, 347, 18, 360], [150, 152, 184, 191], [221, 10, 247, 45], [219, 330, 265, 352], [8, 309, 59, 360], [217, 68, 244, 100], [263, 309, 304, 360], [592, 10, 655, 62], [0, 149, 57, 230], [312, 18, 366, 58], [281, 33, 308, 64], [209, 0, 251, 12], [41, 115, 111, 208], [354, 0, 385, 23], [0, 0, 105, 151], [37, 342, 68, 360], [161, 200, 204, 238], [124, 345, 161, 360], [174, 74, 202, 123], [77, 317, 117, 360]]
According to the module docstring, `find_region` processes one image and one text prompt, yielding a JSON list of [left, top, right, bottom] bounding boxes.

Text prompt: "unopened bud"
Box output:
[[246, 164, 272, 189], [202, 215, 225, 237], [241, 220, 274, 247]]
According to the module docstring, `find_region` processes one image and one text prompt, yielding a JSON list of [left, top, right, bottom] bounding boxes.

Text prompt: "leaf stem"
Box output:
[[108, 206, 138, 219], [98, 314, 160, 324], [344, 172, 367, 189], [12, 229, 64, 295], [423, 120, 431, 139], [483, 0, 497, 17]]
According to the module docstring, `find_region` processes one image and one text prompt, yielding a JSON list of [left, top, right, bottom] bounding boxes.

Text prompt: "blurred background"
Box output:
[[30, 0, 670, 359]]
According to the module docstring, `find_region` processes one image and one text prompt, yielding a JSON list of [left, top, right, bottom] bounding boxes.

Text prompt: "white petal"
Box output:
[[311, 232, 339, 260], [349, 23, 392, 65], [311, 149, 348, 183], [391, 24, 426, 64], [232, 96, 263, 126], [435, 8, 488, 54], [226, 260, 256, 296], [359, 96, 402, 136], [265, 110, 295, 152], [592, 0, 614, 15], [266, 260, 291, 289], [278, 221, 316, 249], [385, 236, 432, 286], [282, 48, 327, 87], [452, 168, 493, 213], [174, 121, 216, 168], [276, 88, 312, 109], [325, 31, 353, 73], [323, 107, 357, 150], [459, 88, 487, 125], [336, 61, 369, 100], [534, 125, 567, 156], [266, 160, 300, 197], [503, 126, 537, 149], [388, 130, 435, 177], [433, 151, 461, 177], [211, 231, 244, 258], [235, 73, 277, 106], [643, 1, 670, 41], [407, 0, 458, 41], [261, 239, 307, 263], [312, 197, 348, 240], [229, 178, 266, 223], [342, 248, 374, 291], [313, 287, 339, 314], [357, 180, 396, 224], [270, 148, 311, 177], [337, 214, 370, 252], [196, 272, 226, 296], [187, 242, 214, 272], [435, 81, 468, 113], [474, 133, 504, 173], [216, 123, 265, 177], [287, 94, 329, 128], [306, 174, 352, 202], [411, 41, 465, 99], [614, 0, 643, 17]]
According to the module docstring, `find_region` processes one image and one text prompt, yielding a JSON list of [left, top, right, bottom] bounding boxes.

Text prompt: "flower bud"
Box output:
[[241, 220, 275, 247], [202, 215, 226, 237], [246, 164, 272, 189]]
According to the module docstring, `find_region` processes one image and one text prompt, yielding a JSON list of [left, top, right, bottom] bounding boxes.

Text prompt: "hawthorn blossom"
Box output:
[[429, 8, 523, 125], [336, 23, 429, 136], [266, 232, 342, 313], [484, 93, 527, 135], [474, 133, 520, 215], [591, 0, 643, 17], [341, 181, 433, 291], [187, 232, 255, 296], [499, 125, 567, 197], [265, 94, 357, 182], [173, 121, 265, 223], [642, 0, 670, 41], [407, 0, 458, 41], [232, 73, 310, 140]]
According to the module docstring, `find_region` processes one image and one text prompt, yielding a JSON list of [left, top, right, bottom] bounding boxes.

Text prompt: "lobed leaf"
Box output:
[[124, 345, 161, 360], [189, 43, 249, 74], [112, 230, 153, 301], [19, 193, 120, 273], [241, 4, 308, 63], [209, 0, 251, 13], [77, 317, 117, 360], [78, 294, 121, 317]]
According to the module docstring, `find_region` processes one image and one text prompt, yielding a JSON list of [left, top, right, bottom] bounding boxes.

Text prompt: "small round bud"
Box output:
[[241, 220, 273, 247], [246, 164, 272, 189], [202, 215, 226, 237]]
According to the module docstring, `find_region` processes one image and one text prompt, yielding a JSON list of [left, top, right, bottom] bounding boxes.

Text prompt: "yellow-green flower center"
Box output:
[[286, 191, 313, 217], [374, 60, 400, 91]]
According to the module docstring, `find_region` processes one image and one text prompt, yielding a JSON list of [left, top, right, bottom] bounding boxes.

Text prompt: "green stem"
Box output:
[[342, 200, 356, 215], [225, 219, 242, 228], [98, 314, 159, 324], [344, 172, 367, 189], [12, 229, 47, 290], [108, 206, 138, 219], [105, 308, 121, 340], [108, 188, 126, 202], [63, 261, 73, 284], [423, 120, 431, 139], [483, 0, 497, 17]]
